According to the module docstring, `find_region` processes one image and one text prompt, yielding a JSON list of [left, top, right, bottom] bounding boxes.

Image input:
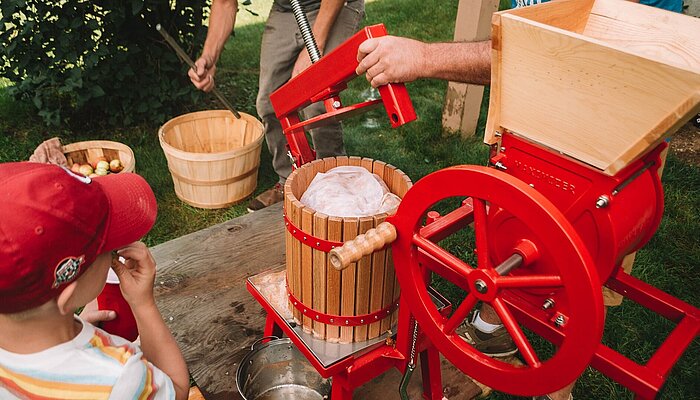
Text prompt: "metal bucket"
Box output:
[[236, 337, 331, 400]]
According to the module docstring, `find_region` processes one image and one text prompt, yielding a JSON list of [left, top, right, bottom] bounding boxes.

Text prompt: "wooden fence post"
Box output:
[[442, 0, 499, 137]]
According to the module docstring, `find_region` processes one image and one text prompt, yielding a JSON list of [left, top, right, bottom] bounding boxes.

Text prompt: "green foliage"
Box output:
[[0, 0, 209, 127]]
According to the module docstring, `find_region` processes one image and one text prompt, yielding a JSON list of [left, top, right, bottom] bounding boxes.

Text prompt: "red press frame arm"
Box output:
[[269, 23, 417, 167]]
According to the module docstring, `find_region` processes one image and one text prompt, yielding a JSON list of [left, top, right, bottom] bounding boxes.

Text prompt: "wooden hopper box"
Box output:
[[485, 0, 700, 175]]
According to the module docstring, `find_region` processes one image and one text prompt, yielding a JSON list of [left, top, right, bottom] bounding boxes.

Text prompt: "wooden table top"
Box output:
[[150, 201, 481, 400], [152, 202, 286, 400]]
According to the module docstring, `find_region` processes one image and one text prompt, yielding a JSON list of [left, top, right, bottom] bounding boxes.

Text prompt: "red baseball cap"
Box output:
[[0, 162, 157, 313]]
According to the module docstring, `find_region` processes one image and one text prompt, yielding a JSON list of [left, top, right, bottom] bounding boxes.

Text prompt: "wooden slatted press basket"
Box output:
[[485, 0, 700, 175], [284, 156, 412, 343]]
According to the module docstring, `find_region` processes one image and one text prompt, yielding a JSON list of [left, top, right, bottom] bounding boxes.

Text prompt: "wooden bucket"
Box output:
[[284, 156, 412, 343], [159, 110, 265, 209], [63, 140, 135, 173]]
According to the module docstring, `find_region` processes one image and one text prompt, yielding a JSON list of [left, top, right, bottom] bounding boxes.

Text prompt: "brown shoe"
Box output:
[[458, 311, 517, 357], [247, 183, 284, 212]]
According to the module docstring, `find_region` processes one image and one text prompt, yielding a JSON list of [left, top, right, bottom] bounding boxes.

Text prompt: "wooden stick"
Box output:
[[155, 24, 241, 119]]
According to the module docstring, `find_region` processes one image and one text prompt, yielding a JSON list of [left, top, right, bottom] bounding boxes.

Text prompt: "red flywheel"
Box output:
[[388, 165, 605, 396]]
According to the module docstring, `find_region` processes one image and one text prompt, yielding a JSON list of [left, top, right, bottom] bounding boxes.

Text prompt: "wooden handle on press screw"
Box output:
[[329, 222, 397, 271]]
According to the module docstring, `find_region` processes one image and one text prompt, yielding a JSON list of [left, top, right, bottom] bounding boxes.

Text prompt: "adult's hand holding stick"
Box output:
[[156, 24, 241, 119]]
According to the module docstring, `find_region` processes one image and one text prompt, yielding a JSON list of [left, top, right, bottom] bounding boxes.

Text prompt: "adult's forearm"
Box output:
[[202, 0, 238, 65], [133, 302, 190, 400], [421, 40, 492, 85], [311, 0, 345, 52]]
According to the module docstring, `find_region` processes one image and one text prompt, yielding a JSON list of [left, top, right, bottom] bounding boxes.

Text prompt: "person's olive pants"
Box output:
[[256, 1, 365, 183]]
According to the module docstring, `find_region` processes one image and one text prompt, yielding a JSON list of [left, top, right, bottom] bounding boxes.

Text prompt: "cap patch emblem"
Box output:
[[52, 256, 85, 288]]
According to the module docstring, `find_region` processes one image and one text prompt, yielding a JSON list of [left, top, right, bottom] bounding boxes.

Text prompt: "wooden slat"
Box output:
[[354, 216, 375, 342], [383, 163, 398, 198], [340, 217, 359, 343], [586, 1, 700, 73], [323, 156, 338, 172], [368, 213, 388, 339], [335, 156, 349, 167], [291, 199, 304, 323], [301, 207, 315, 332], [391, 249, 401, 327], [312, 212, 328, 339], [381, 249, 397, 333], [326, 216, 343, 342], [394, 169, 412, 198], [284, 188, 295, 319], [501, 0, 593, 33], [361, 157, 374, 173]]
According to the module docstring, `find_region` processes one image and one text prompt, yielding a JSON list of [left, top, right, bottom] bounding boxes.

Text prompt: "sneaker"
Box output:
[[460, 320, 517, 357], [247, 183, 284, 212]]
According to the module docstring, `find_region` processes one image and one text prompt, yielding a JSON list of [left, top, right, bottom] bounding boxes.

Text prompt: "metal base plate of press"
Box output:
[[247, 267, 448, 369]]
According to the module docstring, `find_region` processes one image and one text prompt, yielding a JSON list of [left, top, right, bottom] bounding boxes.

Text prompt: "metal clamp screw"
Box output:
[[595, 195, 610, 209]]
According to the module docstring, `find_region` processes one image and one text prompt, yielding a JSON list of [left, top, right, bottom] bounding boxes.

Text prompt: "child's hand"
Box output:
[[79, 299, 117, 325], [111, 242, 157, 309]]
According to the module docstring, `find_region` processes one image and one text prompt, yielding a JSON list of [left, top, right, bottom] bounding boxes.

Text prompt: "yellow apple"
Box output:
[[78, 164, 94, 176], [96, 160, 110, 171], [109, 159, 124, 173]]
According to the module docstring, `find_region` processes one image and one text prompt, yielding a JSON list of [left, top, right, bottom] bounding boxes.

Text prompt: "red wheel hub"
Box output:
[[389, 166, 605, 396]]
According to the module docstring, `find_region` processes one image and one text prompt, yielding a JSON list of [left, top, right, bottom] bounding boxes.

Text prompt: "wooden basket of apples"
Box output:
[[63, 140, 135, 177]]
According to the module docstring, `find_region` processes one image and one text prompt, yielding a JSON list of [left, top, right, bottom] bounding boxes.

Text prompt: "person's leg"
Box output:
[[304, 1, 365, 158], [257, 5, 303, 182], [251, 6, 307, 211]]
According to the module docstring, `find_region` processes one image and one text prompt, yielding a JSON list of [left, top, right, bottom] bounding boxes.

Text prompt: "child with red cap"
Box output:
[[0, 162, 188, 400]]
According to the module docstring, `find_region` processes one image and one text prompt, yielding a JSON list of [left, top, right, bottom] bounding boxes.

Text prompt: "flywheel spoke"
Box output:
[[496, 275, 563, 289], [413, 233, 475, 283], [443, 293, 478, 335], [492, 298, 541, 368], [472, 198, 490, 269]]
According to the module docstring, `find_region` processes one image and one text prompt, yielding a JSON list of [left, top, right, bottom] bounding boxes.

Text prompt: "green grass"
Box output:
[[1, 0, 698, 398]]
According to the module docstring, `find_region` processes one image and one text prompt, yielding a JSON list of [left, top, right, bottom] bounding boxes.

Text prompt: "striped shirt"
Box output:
[[0, 317, 174, 400]]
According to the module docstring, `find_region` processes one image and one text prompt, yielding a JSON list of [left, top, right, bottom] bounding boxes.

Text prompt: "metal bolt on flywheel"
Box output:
[[475, 279, 488, 294]]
